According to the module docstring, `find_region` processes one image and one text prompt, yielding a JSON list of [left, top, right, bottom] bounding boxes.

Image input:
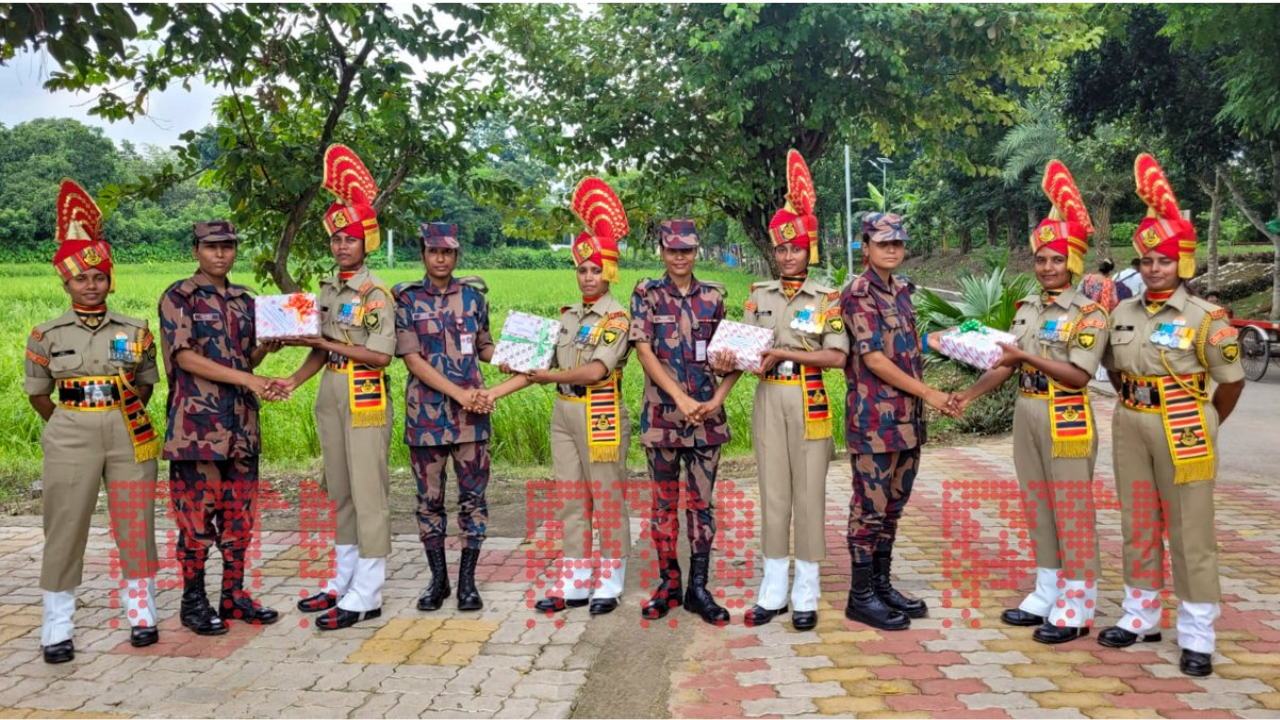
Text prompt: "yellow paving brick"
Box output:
[[1030, 692, 1112, 710], [841, 679, 918, 697], [0, 710, 33, 719], [1083, 709, 1163, 719], [1252, 693, 1280, 711], [1053, 676, 1134, 694], [1215, 664, 1280, 680], [673, 689, 703, 705], [0, 607, 41, 626], [0, 626, 34, 645], [1221, 652, 1280, 665], [1010, 664, 1076, 679], [818, 630, 882, 644], [371, 618, 416, 640], [404, 641, 449, 665], [399, 618, 445, 640], [437, 641, 483, 667], [40, 713, 132, 719], [873, 713, 932, 720], [346, 637, 419, 664], [442, 619, 500, 632], [813, 696, 890, 715], [806, 667, 873, 684], [823, 651, 899, 668], [432, 628, 495, 644], [1023, 650, 1101, 666], [982, 638, 1048, 653]]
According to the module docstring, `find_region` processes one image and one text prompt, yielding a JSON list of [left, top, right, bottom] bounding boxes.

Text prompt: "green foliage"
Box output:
[[917, 267, 1036, 332], [496, 3, 1100, 273]]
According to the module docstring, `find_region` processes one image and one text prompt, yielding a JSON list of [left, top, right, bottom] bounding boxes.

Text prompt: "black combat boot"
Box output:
[[456, 547, 483, 611], [180, 563, 228, 636], [684, 553, 730, 626], [417, 547, 452, 612], [845, 562, 910, 631], [642, 558, 682, 620], [218, 545, 278, 625], [872, 551, 927, 619]]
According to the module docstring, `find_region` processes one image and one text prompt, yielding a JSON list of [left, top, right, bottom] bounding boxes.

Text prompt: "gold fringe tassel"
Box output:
[[805, 417, 832, 441]]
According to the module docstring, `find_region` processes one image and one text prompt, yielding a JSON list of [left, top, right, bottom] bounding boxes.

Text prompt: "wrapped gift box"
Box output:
[[707, 319, 775, 373], [492, 310, 561, 372], [255, 292, 320, 340], [936, 320, 1018, 370]]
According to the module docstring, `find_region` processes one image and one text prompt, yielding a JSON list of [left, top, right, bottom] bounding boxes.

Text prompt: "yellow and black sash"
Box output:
[[1123, 371, 1213, 484], [762, 364, 831, 440], [560, 371, 623, 463], [117, 370, 160, 462], [328, 354, 387, 428]]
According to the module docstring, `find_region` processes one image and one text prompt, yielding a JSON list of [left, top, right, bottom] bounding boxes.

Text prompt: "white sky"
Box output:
[[0, 48, 220, 148]]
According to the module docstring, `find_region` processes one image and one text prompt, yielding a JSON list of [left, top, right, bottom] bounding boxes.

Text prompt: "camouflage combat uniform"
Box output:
[[630, 274, 729, 561], [394, 275, 494, 550]]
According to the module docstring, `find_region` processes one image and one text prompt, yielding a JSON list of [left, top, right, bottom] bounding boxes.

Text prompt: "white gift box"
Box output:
[[492, 310, 561, 373], [255, 292, 321, 340], [937, 323, 1018, 370], [707, 320, 776, 373]]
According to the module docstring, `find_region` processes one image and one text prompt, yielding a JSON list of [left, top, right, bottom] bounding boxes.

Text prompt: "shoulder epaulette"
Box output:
[[1079, 302, 1100, 315], [164, 278, 194, 299], [458, 276, 488, 294], [1210, 308, 1228, 320], [393, 279, 423, 295], [634, 278, 656, 294], [112, 312, 147, 329], [848, 275, 871, 298], [750, 281, 773, 291]]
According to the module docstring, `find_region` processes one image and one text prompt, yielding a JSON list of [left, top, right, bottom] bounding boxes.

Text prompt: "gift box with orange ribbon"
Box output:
[[256, 292, 321, 339]]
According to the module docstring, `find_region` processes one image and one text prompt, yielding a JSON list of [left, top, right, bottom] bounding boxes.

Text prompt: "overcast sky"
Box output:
[[0, 49, 219, 148]]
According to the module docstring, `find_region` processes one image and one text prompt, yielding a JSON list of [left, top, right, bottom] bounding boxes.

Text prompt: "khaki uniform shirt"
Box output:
[[1103, 285, 1244, 384], [25, 310, 159, 396], [552, 293, 632, 391], [319, 266, 397, 358], [1011, 287, 1109, 378], [744, 277, 850, 356]]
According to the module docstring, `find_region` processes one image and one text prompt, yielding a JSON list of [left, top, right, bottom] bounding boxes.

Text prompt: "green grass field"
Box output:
[[2, 261, 857, 500]]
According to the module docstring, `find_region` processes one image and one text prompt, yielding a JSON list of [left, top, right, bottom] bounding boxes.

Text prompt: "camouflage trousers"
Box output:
[[646, 445, 721, 560], [169, 457, 260, 583], [847, 449, 920, 564], [411, 442, 490, 551]]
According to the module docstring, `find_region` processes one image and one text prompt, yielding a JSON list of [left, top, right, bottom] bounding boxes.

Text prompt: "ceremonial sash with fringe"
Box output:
[[116, 370, 160, 462], [1157, 369, 1213, 485], [801, 365, 831, 440], [1048, 383, 1092, 458], [347, 364, 387, 428], [586, 372, 622, 463]]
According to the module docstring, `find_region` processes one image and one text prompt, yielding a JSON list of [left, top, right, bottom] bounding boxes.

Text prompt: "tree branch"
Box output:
[[1221, 166, 1280, 246]]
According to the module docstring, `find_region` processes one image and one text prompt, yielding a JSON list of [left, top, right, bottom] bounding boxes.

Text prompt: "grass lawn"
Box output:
[[2, 261, 830, 503]]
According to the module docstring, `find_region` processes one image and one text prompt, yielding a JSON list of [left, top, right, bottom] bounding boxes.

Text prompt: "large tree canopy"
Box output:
[[495, 3, 1099, 274], [5, 3, 502, 291]]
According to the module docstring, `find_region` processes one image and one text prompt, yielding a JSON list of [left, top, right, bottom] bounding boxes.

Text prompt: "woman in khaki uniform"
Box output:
[[286, 145, 396, 630], [1097, 154, 1244, 677], [715, 150, 848, 632], [492, 177, 632, 615], [954, 161, 1106, 644], [24, 180, 162, 662]]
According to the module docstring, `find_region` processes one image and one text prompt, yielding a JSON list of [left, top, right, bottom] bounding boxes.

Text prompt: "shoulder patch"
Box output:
[[30, 327, 42, 342], [604, 311, 629, 331], [1079, 302, 1100, 315], [1210, 308, 1228, 320], [744, 300, 757, 313], [1208, 326, 1238, 346], [825, 289, 840, 302], [1079, 317, 1106, 330], [25, 348, 49, 367], [457, 276, 489, 294]]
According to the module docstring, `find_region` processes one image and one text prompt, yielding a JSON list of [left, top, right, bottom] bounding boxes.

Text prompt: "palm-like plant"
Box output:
[[916, 267, 1037, 333]]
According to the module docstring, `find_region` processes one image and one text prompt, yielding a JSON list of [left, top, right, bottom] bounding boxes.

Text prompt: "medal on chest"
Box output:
[[790, 304, 822, 334], [109, 331, 140, 363], [338, 298, 364, 327], [575, 323, 602, 346], [1151, 316, 1194, 349], [1039, 314, 1074, 344]]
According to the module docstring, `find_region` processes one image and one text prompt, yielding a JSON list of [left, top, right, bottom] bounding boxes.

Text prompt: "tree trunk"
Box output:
[[1220, 153, 1280, 320], [985, 212, 998, 248], [1026, 202, 1038, 238], [1006, 207, 1019, 252], [1194, 169, 1225, 294], [737, 203, 779, 278], [1092, 200, 1113, 261], [960, 224, 973, 254]]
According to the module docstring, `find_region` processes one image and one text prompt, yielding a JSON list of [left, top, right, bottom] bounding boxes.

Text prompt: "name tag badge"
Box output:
[[412, 311, 437, 321], [193, 312, 219, 322], [652, 314, 677, 324], [460, 333, 475, 356], [695, 339, 707, 362]]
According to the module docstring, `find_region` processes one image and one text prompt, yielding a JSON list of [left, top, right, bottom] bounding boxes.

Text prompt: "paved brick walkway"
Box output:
[[1, 400, 1279, 718]]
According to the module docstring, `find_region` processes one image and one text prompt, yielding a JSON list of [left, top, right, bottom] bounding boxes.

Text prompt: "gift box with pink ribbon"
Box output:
[[255, 292, 321, 340], [936, 320, 1018, 371], [707, 319, 776, 373]]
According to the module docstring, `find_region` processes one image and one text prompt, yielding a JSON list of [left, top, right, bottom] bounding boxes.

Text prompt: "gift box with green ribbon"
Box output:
[[492, 310, 561, 372]]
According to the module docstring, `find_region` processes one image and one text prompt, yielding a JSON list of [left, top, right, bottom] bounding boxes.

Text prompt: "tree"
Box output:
[[11, 4, 501, 291], [495, 4, 1100, 276]]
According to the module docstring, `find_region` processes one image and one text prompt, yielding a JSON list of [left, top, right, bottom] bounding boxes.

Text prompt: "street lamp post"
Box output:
[[868, 156, 893, 211]]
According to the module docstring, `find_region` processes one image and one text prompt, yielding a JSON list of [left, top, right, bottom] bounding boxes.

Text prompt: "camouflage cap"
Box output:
[[862, 213, 909, 244], [659, 219, 699, 249], [192, 220, 239, 244], [420, 222, 460, 250]]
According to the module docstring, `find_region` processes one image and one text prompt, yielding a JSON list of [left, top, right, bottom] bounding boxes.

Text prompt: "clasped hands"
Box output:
[[936, 341, 1025, 418]]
